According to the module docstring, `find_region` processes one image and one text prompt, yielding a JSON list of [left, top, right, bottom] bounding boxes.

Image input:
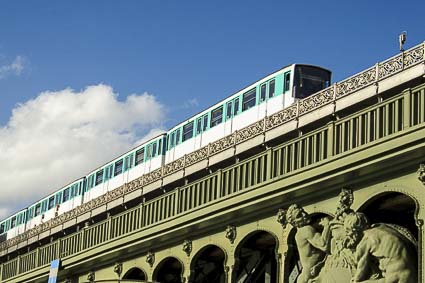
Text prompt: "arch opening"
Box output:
[[359, 192, 417, 239], [153, 257, 183, 283], [190, 245, 225, 283], [122, 267, 147, 281], [233, 230, 277, 283]]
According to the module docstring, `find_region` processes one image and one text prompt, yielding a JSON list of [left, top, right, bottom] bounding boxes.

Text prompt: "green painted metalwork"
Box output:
[[2, 82, 425, 281]]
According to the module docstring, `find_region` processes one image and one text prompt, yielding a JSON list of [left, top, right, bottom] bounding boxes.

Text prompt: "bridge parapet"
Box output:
[[1, 78, 425, 281]]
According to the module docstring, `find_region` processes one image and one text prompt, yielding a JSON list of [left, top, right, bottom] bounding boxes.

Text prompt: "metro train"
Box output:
[[0, 64, 331, 242]]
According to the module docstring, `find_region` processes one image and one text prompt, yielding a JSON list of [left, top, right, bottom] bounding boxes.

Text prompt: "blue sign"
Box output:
[[48, 259, 60, 283]]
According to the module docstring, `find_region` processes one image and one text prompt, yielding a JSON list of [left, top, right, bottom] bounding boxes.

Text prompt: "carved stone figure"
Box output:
[[286, 204, 330, 283], [285, 189, 418, 283], [343, 213, 418, 283]]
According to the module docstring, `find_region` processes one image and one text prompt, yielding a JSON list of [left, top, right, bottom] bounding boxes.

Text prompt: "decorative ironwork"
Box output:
[[163, 157, 185, 176], [143, 168, 163, 185], [336, 67, 376, 98], [225, 225, 237, 244], [236, 120, 264, 144], [185, 146, 209, 166], [299, 87, 334, 115], [182, 239, 192, 256], [379, 55, 403, 79], [210, 134, 235, 155], [404, 45, 424, 68], [265, 104, 297, 130]]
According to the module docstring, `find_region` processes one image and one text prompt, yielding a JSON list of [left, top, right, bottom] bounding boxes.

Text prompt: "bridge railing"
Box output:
[[2, 64, 425, 281]]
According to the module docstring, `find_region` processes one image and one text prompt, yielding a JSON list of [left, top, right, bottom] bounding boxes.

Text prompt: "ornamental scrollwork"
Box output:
[[182, 239, 192, 256], [265, 105, 297, 130], [210, 134, 235, 155], [336, 67, 376, 98], [378, 55, 403, 79], [225, 225, 237, 244], [298, 87, 334, 115], [185, 146, 208, 166], [417, 163, 425, 185], [236, 120, 264, 144], [404, 45, 424, 67]]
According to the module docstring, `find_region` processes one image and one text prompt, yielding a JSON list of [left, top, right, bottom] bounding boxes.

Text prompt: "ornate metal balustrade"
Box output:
[[1, 79, 425, 281]]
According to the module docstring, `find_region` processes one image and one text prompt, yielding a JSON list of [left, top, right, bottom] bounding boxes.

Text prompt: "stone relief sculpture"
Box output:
[[285, 189, 418, 283]]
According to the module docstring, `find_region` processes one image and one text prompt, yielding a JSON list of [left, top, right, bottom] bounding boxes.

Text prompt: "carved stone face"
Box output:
[[288, 206, 310, 228]]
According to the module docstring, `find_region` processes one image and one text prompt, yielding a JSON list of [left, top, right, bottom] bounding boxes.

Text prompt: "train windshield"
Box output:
[[294, 65, 331, 99]]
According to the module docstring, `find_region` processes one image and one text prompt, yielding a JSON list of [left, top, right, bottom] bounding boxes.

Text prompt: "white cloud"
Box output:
[[0, 84, 165, 219], [0, 56, 26, 79]]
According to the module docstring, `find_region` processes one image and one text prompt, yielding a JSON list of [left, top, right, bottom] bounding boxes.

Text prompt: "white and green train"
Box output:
[[0, 64, 331, 242]]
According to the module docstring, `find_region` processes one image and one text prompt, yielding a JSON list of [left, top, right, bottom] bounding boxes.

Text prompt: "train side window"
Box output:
[[152, 143, 157, 157], [41, 200, 47, 212], [226, 101, 232, 120], [269, 79, 275, 98], [63, 188, 70, 202], [135, 148, 145, 165], [202, 114, 208, 131], [170, 132, 175, 148], [284, 72, 291, 92], [95, 169, 104, 185], [114, 159, 123, 176], [11, 217, 16, 228], [234, 98, 239, 115], [183, 121, 194, 142], [158, 139, 162, 154], [35, 204, 41, 217], [196, 118, 202, 134], [242, 88, 256, 111], [176, 129, 181, 145], [260, 84, 267, 102], [48, 196, 55, 209], [210, 106, 223, 128], [147, 144, 152, 159], [0, 223, 4, 234]]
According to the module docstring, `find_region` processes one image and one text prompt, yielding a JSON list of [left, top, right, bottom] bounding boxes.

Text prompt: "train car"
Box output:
[[25, 178, 85, 231], [0, 209, 27, 241], [165, 64, 331, 163], [0, 63, 331, 243], [83, 134, 166, 203]]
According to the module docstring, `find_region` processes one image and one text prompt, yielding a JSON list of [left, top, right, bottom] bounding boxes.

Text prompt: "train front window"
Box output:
[[294, 66, 331, 99], [183, 122, 194, 142], [210, 106, 223, 128], [242, 89, 256, 111]]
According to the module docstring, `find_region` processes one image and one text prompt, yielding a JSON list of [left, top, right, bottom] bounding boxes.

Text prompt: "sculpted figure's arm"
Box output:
[[353, 237, 372, 282], [305, 218, 331, 252]]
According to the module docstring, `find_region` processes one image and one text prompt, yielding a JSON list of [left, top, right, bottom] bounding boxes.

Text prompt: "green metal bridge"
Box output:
[[1, 43, 425, 283]]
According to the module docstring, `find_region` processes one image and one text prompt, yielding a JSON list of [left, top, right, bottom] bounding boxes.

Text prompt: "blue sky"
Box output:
[[0, 0, 425, 217]]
